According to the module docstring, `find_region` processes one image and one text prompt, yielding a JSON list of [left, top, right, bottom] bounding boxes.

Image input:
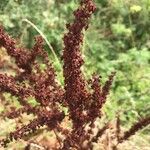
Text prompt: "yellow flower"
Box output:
[[130, 5, 142, 13]]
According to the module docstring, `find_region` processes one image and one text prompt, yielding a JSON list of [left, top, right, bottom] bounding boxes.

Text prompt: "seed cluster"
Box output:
[[0, 0, 149, 149]]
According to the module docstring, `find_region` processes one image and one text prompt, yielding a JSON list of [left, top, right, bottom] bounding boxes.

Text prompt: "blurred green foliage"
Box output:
[[0, 0, 150, 127]]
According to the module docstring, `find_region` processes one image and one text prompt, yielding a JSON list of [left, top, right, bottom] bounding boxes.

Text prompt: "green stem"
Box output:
[[22, 18, 62, 70]]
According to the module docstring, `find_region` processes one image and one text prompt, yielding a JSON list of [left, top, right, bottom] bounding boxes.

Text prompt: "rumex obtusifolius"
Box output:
[[0, 0, 149, 149]]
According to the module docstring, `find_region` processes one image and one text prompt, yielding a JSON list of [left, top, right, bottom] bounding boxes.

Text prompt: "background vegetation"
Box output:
[[0, 0, 149, 149]]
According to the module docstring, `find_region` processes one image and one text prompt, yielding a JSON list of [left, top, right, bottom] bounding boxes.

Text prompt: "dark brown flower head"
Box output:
[[120, 116, 150, 142], [0, 1, 133, 150], [62, 0, 96, 128], [0, 25, 64, 147]]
